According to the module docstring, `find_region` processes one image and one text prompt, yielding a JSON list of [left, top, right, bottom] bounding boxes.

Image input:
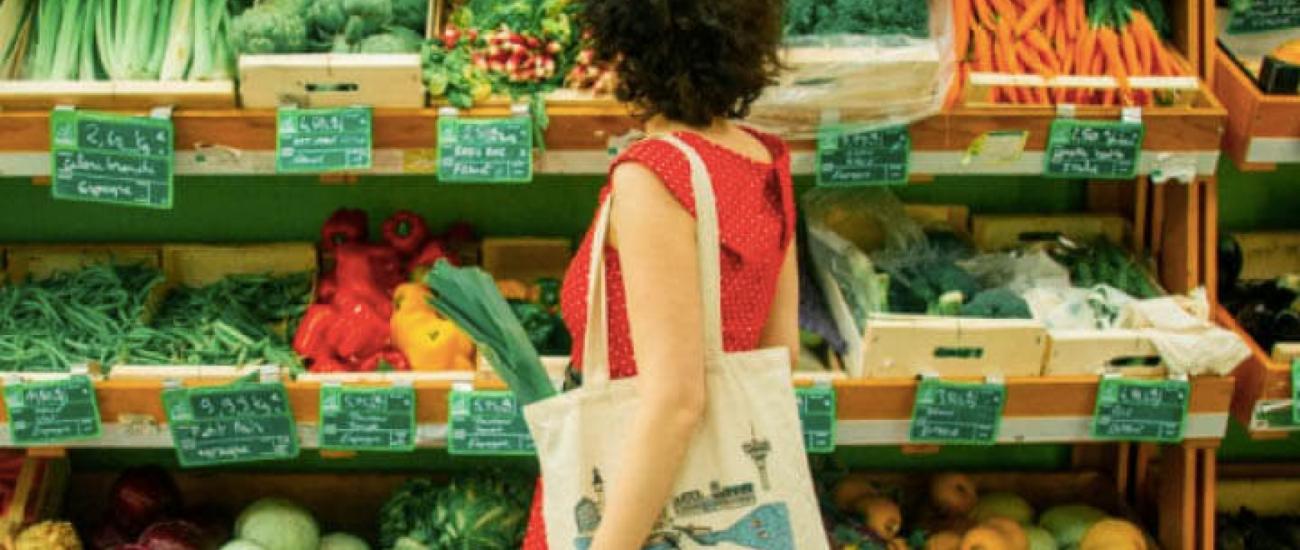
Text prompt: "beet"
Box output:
[[110, 467, 182, 537], [137, 520, 205, 550]]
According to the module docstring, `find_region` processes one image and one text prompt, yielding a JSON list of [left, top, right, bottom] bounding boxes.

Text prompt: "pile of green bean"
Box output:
[[0, 264, 312, 373], [0, 264, 163, 372], [128, 273, 311, 369]]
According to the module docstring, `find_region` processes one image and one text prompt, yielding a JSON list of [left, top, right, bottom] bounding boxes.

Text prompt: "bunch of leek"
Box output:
[[0, 0, 36, 79], [425, 260, 556, 406]]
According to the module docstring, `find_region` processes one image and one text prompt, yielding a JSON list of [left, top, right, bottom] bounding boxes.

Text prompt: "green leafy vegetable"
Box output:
[[379, 474, 533, 550], [425, 261, 555, 405], [784, 0, 930, 38], [230, 0, 309, 54]]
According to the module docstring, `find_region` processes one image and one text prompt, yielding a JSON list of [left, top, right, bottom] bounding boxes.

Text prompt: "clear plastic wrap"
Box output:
[[749, 0, 955, 138], [801, 187, 926, 255]]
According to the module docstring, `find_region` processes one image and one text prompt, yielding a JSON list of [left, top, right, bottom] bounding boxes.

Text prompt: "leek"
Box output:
[[426, 261, 556, 406]]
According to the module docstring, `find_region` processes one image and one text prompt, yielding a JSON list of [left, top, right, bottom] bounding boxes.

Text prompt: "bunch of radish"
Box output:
[[565, 46, 617, 93], [442, 23, 561, 84]]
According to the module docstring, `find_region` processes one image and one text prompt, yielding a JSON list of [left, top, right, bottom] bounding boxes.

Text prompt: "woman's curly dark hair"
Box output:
[[584, 0, 784, 127]]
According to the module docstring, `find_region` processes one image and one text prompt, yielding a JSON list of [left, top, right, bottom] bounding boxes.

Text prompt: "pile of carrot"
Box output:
[[949, 0, 1188, 106]]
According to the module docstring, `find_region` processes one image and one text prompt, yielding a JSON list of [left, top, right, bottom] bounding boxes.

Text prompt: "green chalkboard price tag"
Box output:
[[3, 376, 101, 445], [1091, 376, 1190, 442], [437, 116, 533, 183], [816, 124, 910, 186], [1292, 358, 1300, 424], [276, 106, 373, 173], [50, 109, 174, 209], [447, 390, 534, 455], [909, 378, 1006, 445], [1044, 119, 1144, 179], [795, 386, 836, 453], [319, 385, 416, 452], [1228, 0, 1300, 33], [163, 381, 299, 467]]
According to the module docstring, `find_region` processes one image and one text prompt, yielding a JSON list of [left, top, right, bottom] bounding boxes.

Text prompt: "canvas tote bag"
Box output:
[[524, 135, 828, 550]]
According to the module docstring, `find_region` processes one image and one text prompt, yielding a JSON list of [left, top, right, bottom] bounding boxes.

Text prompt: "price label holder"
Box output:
[[815, 123, 911, 186], [50, 105, 175, 209], [437, 105, 533, 183], [908, 374, 1006, 445], [318, 381, 416, 452], [1043, 107, 1144, 180], [1228, 0, 1300, 33], [275, 105, 373, 173], [1090, 373, 1190, 443], [447, 386, 535, 456], [1291, 358, 1300, 425], [163, 370, 299, 467], [795, 383, 836, 453], [3, 369, 101, 445]]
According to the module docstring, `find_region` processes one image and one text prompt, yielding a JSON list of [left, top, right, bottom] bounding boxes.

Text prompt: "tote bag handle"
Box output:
[[581, 134, 725, 389]]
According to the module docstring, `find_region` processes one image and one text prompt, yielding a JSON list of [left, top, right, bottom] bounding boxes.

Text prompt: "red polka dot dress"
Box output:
[[521, 127, 796, 549]]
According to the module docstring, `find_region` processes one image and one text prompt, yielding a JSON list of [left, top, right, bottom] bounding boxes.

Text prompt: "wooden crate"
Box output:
[[237, 53, 425, 109], [0, 81, 236, 110], [68, 471, 428, 543], [1212, 463, 1300, 550], [1217, 231, 1300, 436], [480, 237, 572, 283], [1211, 0, 1300, 170], [238, 0, 437, 109], [971, 214, 1171, 377], [107, 243, 318, 381], [0, 244, 161, 283], [858, 205, 1048, 379]]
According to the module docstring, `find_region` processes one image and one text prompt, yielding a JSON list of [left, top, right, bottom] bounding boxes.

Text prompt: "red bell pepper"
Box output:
[[381, 210, 431, 257], [367, 244, 408, 294], [329, 298, 390, 361], [334, 244, 397, 310], [320, 208, 369, 251], [358, 348, 412, 372], [409, 239, 458, 271], [309, 354, 350, 373], [315, 273, 338, 304], [292, 305, 340, 358]]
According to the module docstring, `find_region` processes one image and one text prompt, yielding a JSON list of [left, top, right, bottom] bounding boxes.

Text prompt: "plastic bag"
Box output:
[[748, 0, 955, 138], [959, 250, 1072, 293], [1117, 289, 1251, 376], [1023, 285, 1137, 330], [801, 187, 926, 255]]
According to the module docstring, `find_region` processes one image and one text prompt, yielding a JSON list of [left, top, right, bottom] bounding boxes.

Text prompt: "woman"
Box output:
[[523, 0, 795, 548]]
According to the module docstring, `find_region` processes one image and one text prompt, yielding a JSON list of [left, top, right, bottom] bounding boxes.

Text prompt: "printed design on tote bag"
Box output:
[[572, 428, 793, 549]]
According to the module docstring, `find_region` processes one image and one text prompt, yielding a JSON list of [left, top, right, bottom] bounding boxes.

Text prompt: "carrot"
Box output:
[[1017, 42, 1056, 77], [1064, 0, 1078, 39], [973, 0, 996, 28], [1029, 28, 1060, 70], [993, 0, 1020, 20], [1129, 22, 1152, 73], [1120, 27, 1142, 75], [1076, 26, 1093, 73], [1097, 27, 1131, 102], [954, 0, 972, 58], [1054, 28, 1069, 65], [973, 26, 995, 71], [1016, 0, 1050, 35], [1045, 2, 1058, 41]]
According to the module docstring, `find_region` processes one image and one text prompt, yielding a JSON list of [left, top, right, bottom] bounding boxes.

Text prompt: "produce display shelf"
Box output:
[[1213, 48, 1300, 170], [0, 102, 1225, 178], [0, 374, 1234, 449], [1218, 306, 1300, 439]]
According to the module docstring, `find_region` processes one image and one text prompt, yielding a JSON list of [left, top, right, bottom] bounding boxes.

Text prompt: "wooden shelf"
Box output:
[[1214, 48, 1300, 170], [0, 99, 1225, 179], [1217, 305, 1300, 438], [0, 374, 1234, 449]]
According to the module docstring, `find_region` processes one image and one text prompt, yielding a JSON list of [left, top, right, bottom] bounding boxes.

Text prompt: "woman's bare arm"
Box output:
[[589, 162, 708, 549], [760, 243, 800, 366]]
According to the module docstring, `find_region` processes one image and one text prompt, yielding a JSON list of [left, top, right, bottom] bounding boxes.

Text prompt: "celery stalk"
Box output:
[[145, 0, 173, 78], [159, 0, 195, 80]]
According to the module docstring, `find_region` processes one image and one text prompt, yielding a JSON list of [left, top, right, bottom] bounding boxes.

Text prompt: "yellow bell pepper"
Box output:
[[391, 283, 477, 371]]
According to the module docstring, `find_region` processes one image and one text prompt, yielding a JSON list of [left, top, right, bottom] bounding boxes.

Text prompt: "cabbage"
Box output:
[[319, 532, 370, 550], [220, 540, 266, 550], [235, 498, 319, 550]]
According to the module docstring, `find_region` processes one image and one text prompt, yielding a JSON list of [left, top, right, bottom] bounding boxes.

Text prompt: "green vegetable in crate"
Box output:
[[0, 263, 162, 372], [1049, 238, 1160, 299], [356, 25, 424, 53], [784, 0, 930, 38], [960, 288, 1032, 319], [230, 0, 310, 54], [379, 474, 533, 550], [235, 498, 320, 550]]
